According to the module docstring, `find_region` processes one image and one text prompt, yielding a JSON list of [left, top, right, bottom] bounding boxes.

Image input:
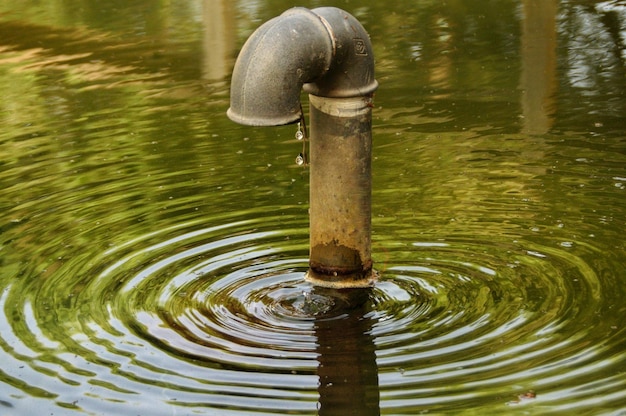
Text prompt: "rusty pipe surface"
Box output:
[[227, 7, 377, 288], [305, 95, 375, 288], [227, 7, 377, 125]]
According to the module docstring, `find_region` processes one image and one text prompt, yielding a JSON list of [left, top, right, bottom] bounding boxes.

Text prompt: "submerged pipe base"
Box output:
[[305, 268, 377, 289]]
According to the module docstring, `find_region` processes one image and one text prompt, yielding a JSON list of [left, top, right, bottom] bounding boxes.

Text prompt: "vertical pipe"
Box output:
[[306, 95, 375, 288], [226, 7, 378, 288]]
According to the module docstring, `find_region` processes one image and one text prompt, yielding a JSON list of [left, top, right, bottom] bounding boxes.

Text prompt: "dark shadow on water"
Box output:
[[313, 287, 380, 416]]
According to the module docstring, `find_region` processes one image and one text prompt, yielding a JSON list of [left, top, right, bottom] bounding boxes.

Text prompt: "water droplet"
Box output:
[[295, 153, 304, 165], [295, 130, 304, 141]]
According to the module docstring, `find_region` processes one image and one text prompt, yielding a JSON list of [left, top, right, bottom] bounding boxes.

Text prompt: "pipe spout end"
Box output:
[[226, 107, 300, 127]]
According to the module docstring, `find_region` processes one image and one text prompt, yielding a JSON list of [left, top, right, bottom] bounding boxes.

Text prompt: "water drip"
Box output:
[[227, 7, 378, 288]]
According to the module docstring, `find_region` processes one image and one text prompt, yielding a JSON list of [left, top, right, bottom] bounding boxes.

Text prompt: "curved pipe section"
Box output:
[[227, 7, 378, 126]]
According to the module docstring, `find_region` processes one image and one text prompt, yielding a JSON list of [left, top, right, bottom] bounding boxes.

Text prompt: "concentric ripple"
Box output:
[[369, 234, 626, 414], [1, 210, 311, 414], [3, 204, 626, 415], [2, 0, 626, 414]]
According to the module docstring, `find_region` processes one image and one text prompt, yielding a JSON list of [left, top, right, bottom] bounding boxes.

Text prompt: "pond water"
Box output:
[[1, 0, 626, 414]]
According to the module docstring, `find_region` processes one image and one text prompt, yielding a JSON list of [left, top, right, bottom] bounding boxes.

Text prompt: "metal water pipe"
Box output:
[[227, 7, 378, 288]]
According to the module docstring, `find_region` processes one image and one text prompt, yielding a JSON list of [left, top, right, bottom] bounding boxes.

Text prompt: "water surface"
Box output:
[[1, 0, 626, 414]]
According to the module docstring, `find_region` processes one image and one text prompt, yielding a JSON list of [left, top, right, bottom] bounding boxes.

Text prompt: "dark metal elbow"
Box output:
[[227, 7, 378, 126]]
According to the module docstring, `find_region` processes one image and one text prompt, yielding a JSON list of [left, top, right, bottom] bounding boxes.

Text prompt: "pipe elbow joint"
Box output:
[[227, 7, 377, 126], [302, 7, 378, 100]]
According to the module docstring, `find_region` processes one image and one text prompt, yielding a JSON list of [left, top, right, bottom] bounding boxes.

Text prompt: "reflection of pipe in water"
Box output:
[[521, 0, 558, 135], [313, 288, 380, 415], [202, 0, 235, 80], [227, 7, 378, 288]]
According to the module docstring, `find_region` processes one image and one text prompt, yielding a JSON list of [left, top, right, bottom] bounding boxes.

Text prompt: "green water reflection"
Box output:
[[1, 0, 625, 415]]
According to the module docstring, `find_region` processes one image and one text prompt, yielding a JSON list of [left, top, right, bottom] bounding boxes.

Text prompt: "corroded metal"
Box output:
[[306, 95, 375, 288], [227, 7, 377, 288]]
